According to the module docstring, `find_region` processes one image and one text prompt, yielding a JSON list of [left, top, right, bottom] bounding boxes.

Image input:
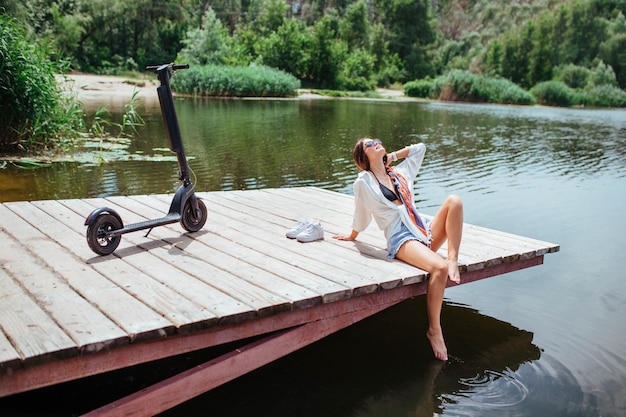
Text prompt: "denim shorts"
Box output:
[[387, 222, 431, 259]]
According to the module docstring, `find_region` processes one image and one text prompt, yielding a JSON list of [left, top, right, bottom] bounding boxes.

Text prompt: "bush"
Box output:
[[336, 49, 377, 91], [430, 70, 534, 105], [0, 14, 83, 153], [580, 84, 626, 107], [498, 83, 536, 105], [433, 70, 475, 101], [171, 64, 301, 97], [375, 53, 407, 87], [556, 64, 591, 89], [530, 81, 575, 107], [588, 61, 618, 88], [404, 79, 434, 98]]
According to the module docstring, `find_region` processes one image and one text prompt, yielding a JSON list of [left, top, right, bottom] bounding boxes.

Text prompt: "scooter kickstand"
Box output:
[[144, 227, 154, 238]]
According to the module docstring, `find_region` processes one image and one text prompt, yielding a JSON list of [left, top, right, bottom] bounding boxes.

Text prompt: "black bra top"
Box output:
[[370, 170, 399, 202], [379, 182, 399, 202]]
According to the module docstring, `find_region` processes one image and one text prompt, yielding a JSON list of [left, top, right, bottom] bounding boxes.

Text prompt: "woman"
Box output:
[[333, 137, 463, 361]]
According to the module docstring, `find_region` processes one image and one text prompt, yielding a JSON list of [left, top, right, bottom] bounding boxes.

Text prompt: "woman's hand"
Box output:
[[332, 230, 359, 241]]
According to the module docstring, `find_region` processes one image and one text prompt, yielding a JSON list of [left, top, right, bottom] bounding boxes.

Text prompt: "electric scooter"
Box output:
[[84, 63, 207, 256]]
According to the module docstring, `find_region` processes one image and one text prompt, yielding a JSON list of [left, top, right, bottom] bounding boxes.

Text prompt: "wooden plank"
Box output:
[[102, 195, 330, 308], [219, 188, 486, 274], [80, 196, 307, 314], [74, 198, 291, 317], [31, 200, 219, 333], [455, 255, 544, 286], [206, 190, 424, 285], [201, 206, 388, 293], [463, 223, 560, 255], [0, 203, 175, 343], [205, 188, 524, 280], [0, 228, 128, 354], [218, 188, 407, 254], [0, 326, 21, 372], [267, 187, 560, 266], [56, 198, 265, 323], [142, 194, 387, 296], [137, 194, 356, 303], [0, 256, 77, 367]]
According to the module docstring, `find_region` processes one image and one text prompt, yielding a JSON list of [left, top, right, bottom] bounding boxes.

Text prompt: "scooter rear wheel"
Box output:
[[87, 213, 122, 255], [181, 198, 207, 232]]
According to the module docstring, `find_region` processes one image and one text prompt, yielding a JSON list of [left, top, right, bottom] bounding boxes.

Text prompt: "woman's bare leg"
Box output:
[[429, 195, 464, 283], [396, 240, 450, 361]]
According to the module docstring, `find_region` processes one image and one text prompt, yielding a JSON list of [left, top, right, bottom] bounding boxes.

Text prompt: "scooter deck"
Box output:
[[116, 213, 181, 235]]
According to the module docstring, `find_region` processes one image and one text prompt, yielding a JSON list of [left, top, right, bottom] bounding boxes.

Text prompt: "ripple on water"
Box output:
[[449, 368, 529, 408], [437, 354, 602, 417]]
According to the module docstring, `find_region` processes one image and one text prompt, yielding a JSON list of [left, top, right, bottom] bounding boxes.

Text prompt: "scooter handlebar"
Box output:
[[146, 63, 189, 73]]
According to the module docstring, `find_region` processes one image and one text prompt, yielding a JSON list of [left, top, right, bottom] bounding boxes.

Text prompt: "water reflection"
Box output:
[[158, 300, 591, 417], [2, 99, 624, 204]]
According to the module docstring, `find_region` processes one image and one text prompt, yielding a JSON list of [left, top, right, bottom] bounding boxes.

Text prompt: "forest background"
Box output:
[[1, 0, 626, 152], [3, 0, 626, 91]]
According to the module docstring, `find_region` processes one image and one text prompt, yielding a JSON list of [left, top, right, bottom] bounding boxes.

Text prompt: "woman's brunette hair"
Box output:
[[353, 137, 371, 171], [353, 137, 386, 171]]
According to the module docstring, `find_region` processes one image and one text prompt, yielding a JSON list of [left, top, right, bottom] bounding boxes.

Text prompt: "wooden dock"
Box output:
[[0, 187, 559, 416]]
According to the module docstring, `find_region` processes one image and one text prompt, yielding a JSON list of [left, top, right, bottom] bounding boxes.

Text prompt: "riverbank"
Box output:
[[58, 73, 160, 108], [59, 73, 407, 103]]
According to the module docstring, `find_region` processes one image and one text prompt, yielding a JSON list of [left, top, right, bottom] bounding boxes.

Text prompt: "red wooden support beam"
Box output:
[[81, 256, 544, 416], [82, 292, 403, 417]]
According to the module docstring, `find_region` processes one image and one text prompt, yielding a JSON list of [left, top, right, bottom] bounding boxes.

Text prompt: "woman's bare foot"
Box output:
[[447, 259, 461, 284], [427, 328, 449, 361]]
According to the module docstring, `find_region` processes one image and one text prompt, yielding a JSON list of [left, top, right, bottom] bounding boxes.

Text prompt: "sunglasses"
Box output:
[[364, 138, 382, 148]]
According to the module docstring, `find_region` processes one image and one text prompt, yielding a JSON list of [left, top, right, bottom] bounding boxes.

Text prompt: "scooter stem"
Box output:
[[154, 64, 192, 186]]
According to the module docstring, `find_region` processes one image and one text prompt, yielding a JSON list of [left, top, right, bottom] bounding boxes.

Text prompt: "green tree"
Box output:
[[483, 37, 504, 77], [600, 11, 626, 88], [369, 22, 388, 70], [48, 3, 89, 65], [43, 0, 187, 71], [563, 1, 607, 66], [338, 0, 370, 50], [178, 8, 229, 65], [260, 19, 309, 78], [259, 0, 289, 33], [494, 31, 529, 87], [380, 0, 435, 80], [307, 16, 341, 87], [225, 26, 260, 66], [528, 14, 554, 86], [369, 21, 406, 85], [337, 48, 377, 90]]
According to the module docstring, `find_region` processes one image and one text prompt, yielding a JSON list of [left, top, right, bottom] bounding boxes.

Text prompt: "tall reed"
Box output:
[[171, 65, 301, 97], [0, 14, 84, 153]]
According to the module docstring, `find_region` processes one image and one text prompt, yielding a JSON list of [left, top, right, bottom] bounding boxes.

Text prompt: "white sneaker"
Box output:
[[286, 219, 311, 239], [296, 221, 324, 243]]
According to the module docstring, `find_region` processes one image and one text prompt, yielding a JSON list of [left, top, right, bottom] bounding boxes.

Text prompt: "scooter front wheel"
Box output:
[[181, 199, 207, 232], [87, 213, 122, 255]]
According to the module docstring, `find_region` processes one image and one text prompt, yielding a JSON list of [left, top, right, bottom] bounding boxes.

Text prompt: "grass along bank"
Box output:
[[404, 70, 626, 107]]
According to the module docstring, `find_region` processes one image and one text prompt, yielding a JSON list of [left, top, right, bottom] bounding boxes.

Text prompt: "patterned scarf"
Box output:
[[387, 168, 429, 239]]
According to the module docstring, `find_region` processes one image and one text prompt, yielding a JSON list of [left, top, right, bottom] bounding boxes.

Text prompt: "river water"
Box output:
[[1, 96, 625, 416]]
